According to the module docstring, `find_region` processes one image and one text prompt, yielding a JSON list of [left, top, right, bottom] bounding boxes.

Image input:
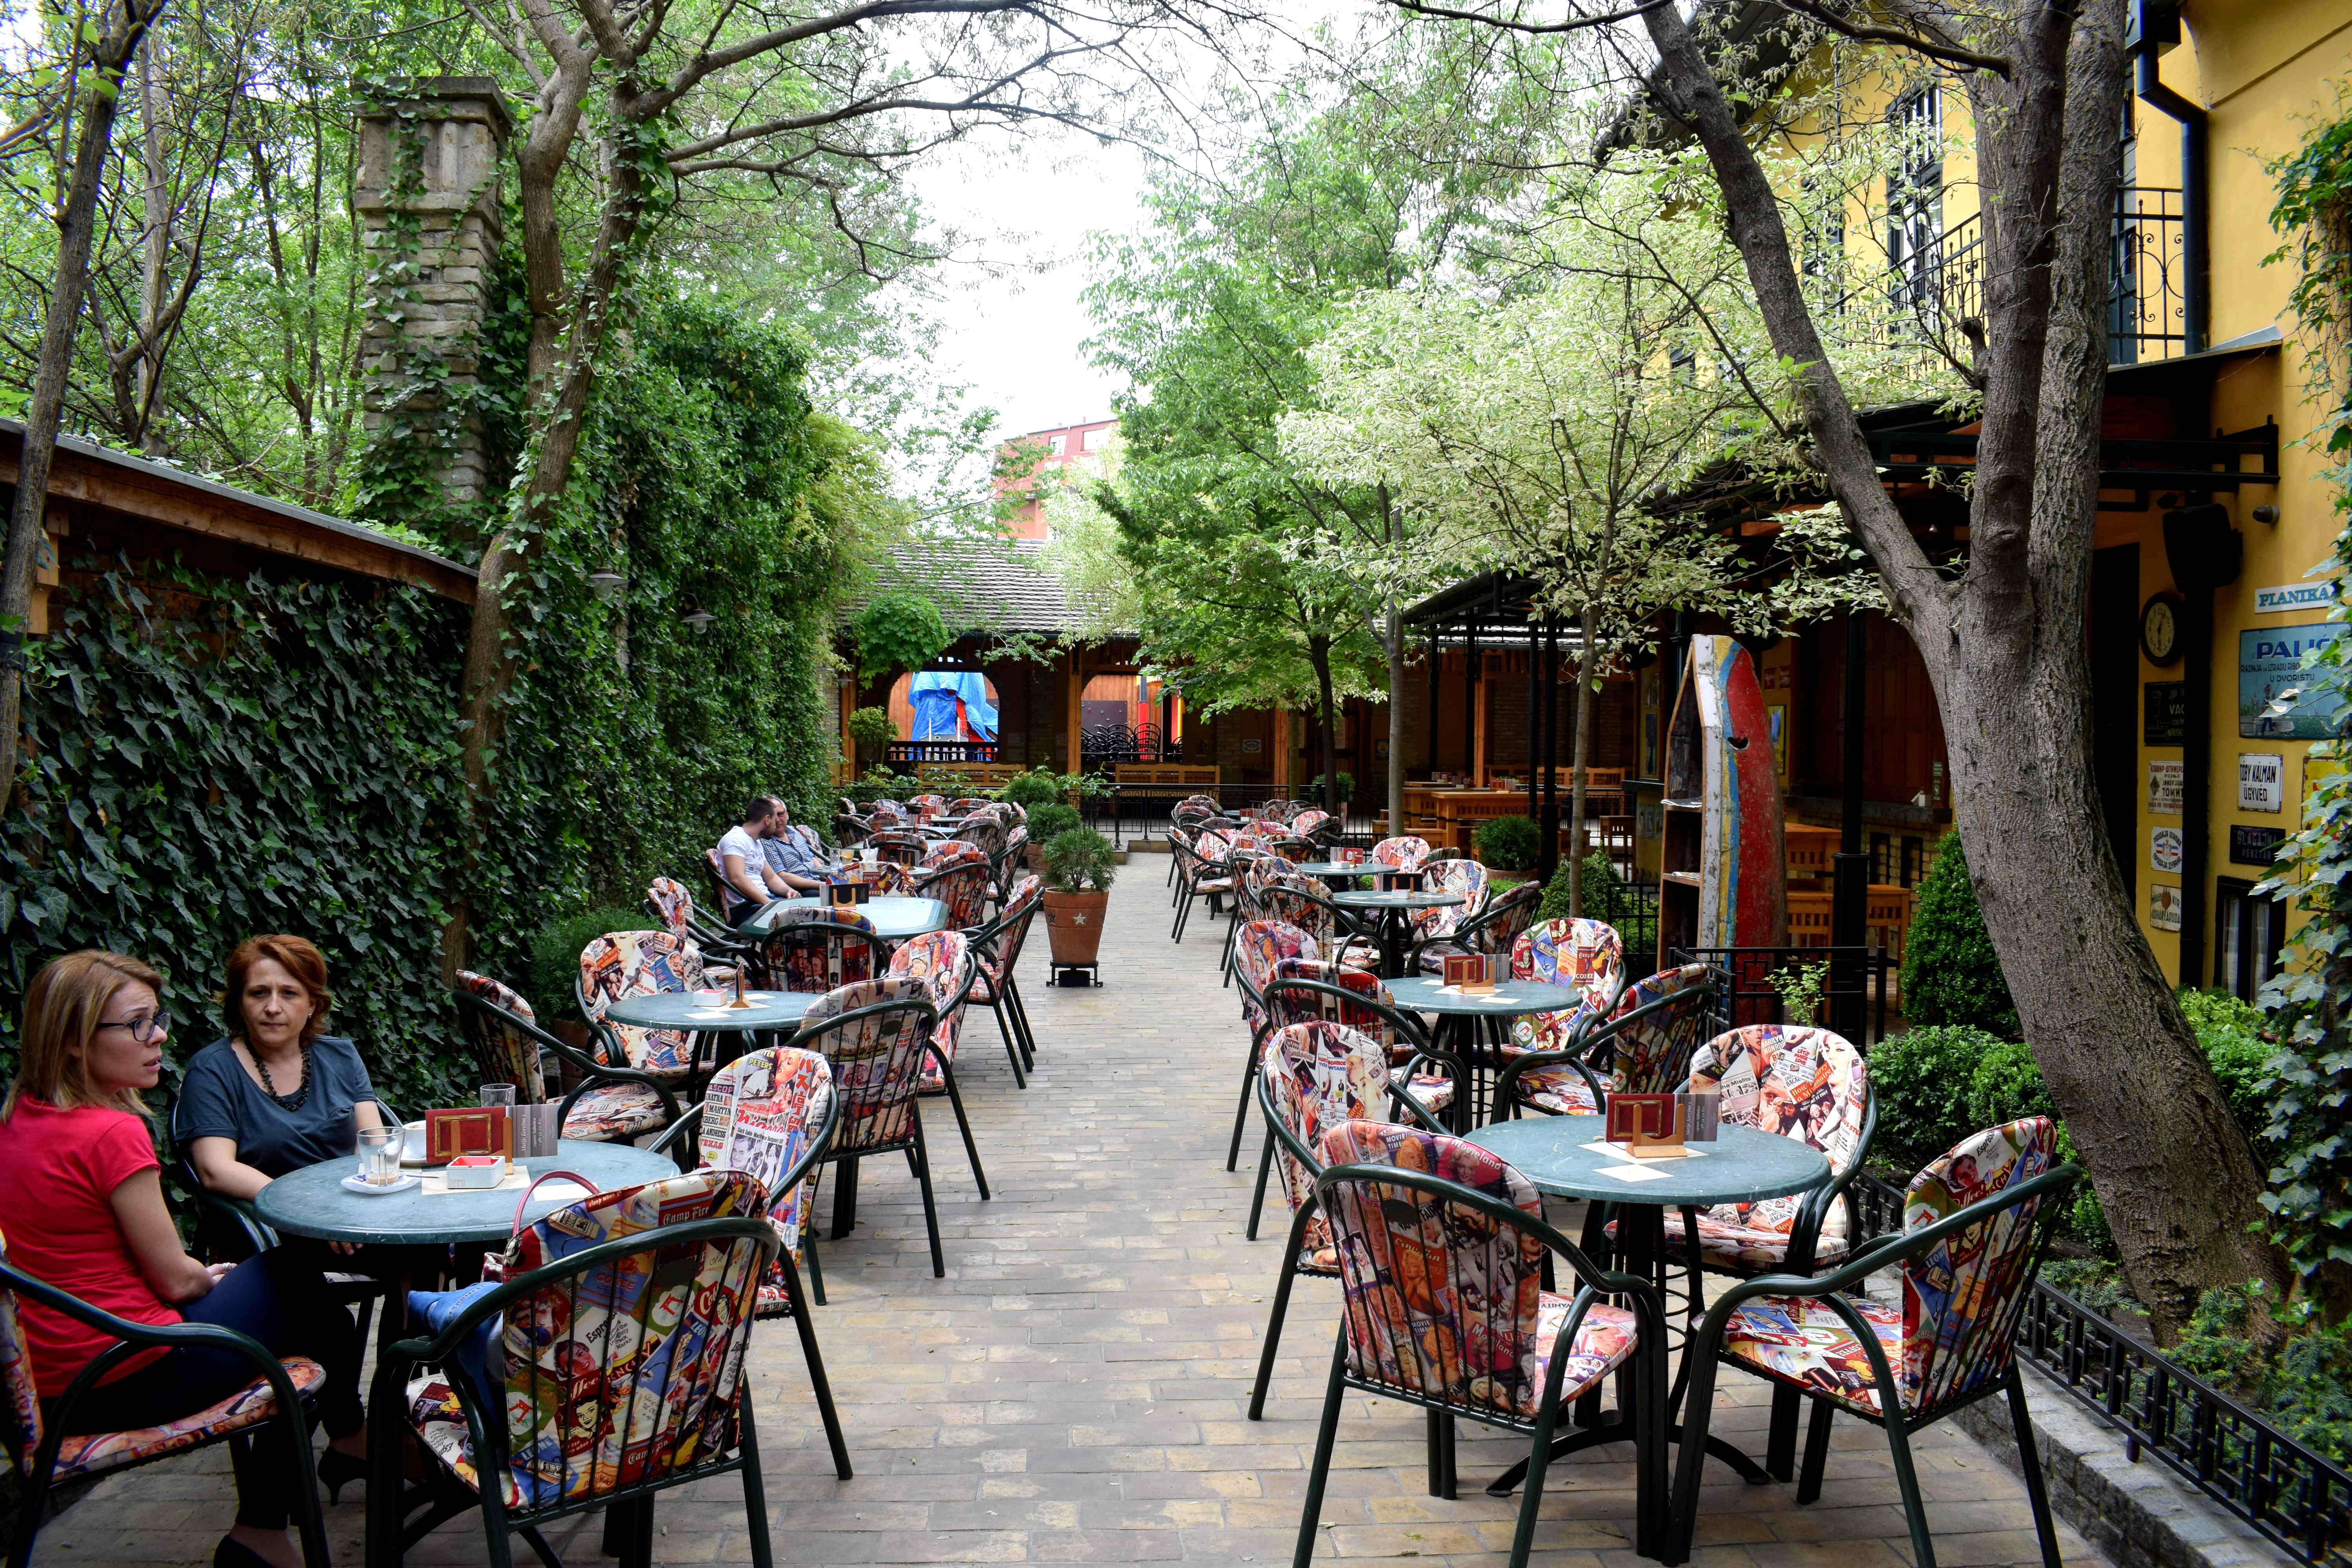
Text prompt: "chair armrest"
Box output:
[[647, 1103, 708, 1163], [1489, 1047, 1610, 1122]]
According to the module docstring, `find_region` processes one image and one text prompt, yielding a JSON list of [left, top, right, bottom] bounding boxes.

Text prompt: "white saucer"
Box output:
[[342, 1173, 420, 1196]]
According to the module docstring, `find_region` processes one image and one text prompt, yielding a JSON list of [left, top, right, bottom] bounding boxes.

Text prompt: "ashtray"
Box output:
[[341, 1173, 420, 1196], [443, 1155, 508, 1189]]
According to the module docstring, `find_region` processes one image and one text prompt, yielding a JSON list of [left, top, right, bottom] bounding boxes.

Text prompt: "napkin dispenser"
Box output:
[[828, 878, 871, 906], [1442, 954, 1495, 991], [443, 1154, 507, 1189]]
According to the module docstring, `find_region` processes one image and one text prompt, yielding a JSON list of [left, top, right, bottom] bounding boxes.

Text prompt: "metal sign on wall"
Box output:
[[2146, 759, 2183, 814], [2240, 623, 2349, 739], [2144, 681, 2187, 745], [2238, 753, 2285, 812], [2150, 884, 2184, 932], [2150, 825, 2184, 873], [2230, 825, 2288, 866]]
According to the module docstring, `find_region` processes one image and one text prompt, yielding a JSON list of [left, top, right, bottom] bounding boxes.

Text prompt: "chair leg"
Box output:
[[1796, 1397, 1834, 1504], [736, 1400, 776, 1568], [1424, 1411, 1457, 1500], [9, 1443, 58, 1568], [775, 1254, 853, 1479], [2007, 1366, 2065, 1568], [1291, 1338, 1350, 1568], [1228, 1028, 1269, 1171], [911, 1117, 947, 1278], [931, 1054, 991, 1200], [1882, 1413, 1939, 1568], [1251, 1204, 1320, 1419], [1664, 1338, 1724, 1565], [1769, 1385, 1806, 1483], [1005, 976, 1037, 1067], [804, 1226, 827, 1307], [991, 997, 1027, 1087], [1220, 904, 1241, 985], [1506, 1387, 1568, 1568], [480, 1470, 521, 1568], [1245, 1124, 1277, 1240]]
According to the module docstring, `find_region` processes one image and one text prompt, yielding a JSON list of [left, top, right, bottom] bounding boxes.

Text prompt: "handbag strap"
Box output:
[[509, 1168, 600, 1235]]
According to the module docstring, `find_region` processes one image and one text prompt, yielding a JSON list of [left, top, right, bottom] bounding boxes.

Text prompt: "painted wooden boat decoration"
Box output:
[[1657, 635, 1788, 966]]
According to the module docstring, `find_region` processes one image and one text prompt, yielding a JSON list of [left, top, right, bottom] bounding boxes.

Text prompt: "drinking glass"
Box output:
[[480, 1083, 517, 1111], [860, 846, 879, 869], [356, 1125, 402, 1186]]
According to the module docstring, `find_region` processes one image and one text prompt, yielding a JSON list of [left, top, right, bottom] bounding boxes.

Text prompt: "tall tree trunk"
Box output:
[[1640, 0, 2285, 1338], [1308, 635, 1340, 819], [1387, 596, 1405, 837], [1567, 604, 1597, 917], [0, 0, 167, 813]]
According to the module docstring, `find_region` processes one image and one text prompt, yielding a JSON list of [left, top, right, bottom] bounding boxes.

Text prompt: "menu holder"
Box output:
[[1604, 1092, 1686, 1158], [425, 1106, 512, 1165], [1442, 953, 1495, 991], [512, 1101, 561, 1159], [1377, 868, 1420, 892], [1678, 1091, 1721, 1142], [828, 878, 871, 907]]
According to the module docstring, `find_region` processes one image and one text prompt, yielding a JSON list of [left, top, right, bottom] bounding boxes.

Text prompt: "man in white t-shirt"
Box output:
[[717, 798, 818, 920]]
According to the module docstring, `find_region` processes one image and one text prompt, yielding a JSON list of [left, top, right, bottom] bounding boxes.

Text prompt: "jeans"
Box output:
[[44, 1249, 364, 1530]]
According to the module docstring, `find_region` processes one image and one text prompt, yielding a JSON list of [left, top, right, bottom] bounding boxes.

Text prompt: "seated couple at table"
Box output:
[[717, 793, 842, 919], [0, 946, 370, 1568]]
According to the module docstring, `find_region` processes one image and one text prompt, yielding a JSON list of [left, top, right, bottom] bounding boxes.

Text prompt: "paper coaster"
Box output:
[[1580, 1140, 1710, 1159], [1597, 1164, 1670, 1183], [420, 1167, 531, 1196]]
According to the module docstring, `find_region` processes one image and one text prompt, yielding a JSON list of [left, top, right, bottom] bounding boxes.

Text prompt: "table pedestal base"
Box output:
[[1481, 1413, 1771, 1497]]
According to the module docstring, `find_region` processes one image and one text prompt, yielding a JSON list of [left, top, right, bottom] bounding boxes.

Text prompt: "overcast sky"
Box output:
[[902, 129, 1154, 441]]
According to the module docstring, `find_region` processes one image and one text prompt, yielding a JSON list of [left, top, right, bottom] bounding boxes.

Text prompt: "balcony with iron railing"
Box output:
[[1825, 187, 2186, 369]]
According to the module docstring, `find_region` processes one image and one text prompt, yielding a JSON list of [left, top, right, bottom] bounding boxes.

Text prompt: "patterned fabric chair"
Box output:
[[791, 978, 987, 1276], [909, 793, 951, 819], [1408, 857, 1490, 946], [1370, 835, 1431, 870], [402, 1172, 798, 1564], [646, 876, 757, 980], [578, 930, 710, 1085], [913, 857, 992, 933], [1410, 880, 1542, 975], [866, 800, 910, 826], [919, 838, 991, 874], [1260, 965, 1456, 1119], [889, 931, 978, 1092], [1671, 1027, 1875, 1274], [1504, 919, 1626, 1059], [760, 906, 889, 995], [1668, 1120, 2078, 1568], [1290, 808, 1331, 835], [1289, 1121, 1663, 1568], [1257, 878, 1377, 968], [452, 971, 681, 1143], [705, 847, 763, 927], [1496, 963, 1717, 1118], [1171, 831, 1238, 943], [967, 874, 1044, 1085], [0, 1241, 330, 1568], [868, 829, 928, 867]]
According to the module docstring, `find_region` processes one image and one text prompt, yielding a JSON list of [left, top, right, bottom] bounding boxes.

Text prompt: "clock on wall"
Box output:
[[2140, 592, 2185, 667]]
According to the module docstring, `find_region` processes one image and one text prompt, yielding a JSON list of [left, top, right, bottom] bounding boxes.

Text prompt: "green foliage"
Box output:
[[852, 593, 949, 681], [999, 769, 1065, 809], [1539, 852, 1655, 955], [525, 907, 649, 1025], [2255, 97, 2352, 1290], [1042, 828, 1118, 893], [2170, 1284, 2352, 1470], [0, 565, 470, 1114], [1900, 831, 2020, 1039], [1769, 960, 1829, 1025], [1026, 804, 1083, 842], [1473, 815, 1541, 872], [1306, 771, 1356, 804], [846, 707, 895, 751], [1865, 1025, 2006, 1174]]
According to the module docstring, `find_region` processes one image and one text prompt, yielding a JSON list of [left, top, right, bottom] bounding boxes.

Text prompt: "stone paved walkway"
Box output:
[[51, 858, 2108, 1568]]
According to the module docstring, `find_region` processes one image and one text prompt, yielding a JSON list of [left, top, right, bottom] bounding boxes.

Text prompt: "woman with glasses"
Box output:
[[0, 950, 367, 1568]]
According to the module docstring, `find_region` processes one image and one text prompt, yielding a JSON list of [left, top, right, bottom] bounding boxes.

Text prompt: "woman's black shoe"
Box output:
[[317, 1448, 368, 1504], [214, 1536, 275, 1568]]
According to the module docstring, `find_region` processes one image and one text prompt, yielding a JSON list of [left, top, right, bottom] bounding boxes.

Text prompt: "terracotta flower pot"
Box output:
[[1042, 889, 1110, 966]]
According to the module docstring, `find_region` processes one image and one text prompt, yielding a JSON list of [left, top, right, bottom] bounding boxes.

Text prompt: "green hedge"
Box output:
[[1474, 815, 1541, 871], [1899, 830, 2019, 1038]]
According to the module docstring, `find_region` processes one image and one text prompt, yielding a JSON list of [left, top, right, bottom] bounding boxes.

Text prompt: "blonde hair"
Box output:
[[5, 950, 165, 1119]]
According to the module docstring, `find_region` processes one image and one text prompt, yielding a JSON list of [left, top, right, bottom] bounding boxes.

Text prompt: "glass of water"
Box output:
[[356, 1125, 402, 1186], [480, 1083, 517, 1111]]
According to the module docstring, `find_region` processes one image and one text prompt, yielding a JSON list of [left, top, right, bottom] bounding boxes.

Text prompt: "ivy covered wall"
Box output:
[[0, 299, 850, 1114]]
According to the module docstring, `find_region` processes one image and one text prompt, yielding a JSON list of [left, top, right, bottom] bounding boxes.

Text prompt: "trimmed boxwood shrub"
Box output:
[[1899, 830, 2020, 1039], [1027, 803, 1083, 842], [1863, 1024, 2005, 1173], [1474, 815, 1542, 872], [1000, 769, 1065, 809], [528, 906, 651, 1024]]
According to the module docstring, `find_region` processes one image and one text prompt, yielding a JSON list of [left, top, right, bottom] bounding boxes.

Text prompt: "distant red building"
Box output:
[[995, 417, 1116, 539]]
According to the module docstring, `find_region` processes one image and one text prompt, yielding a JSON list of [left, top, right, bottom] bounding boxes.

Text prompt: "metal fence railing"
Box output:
[[1668, 944, 1893, 1049], [1850, 1172, 2352, 1567]]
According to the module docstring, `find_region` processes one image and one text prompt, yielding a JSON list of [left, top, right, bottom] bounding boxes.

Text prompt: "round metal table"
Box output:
[[737, 894, 949, 940], [258, 1140, 681, 1568], [1291, 860, 1377, 885], [1329, 889, 1461, 978], [1466, 1114, 1831, 1499], [1386, 975, 1592, 1125], [600, 988, 818, 1033]]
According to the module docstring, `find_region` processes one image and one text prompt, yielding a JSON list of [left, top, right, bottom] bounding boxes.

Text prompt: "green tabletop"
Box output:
[[601, 988, 817, 1031], [251, 1142, 680, 1246], [737, 895, 950, 939], [1292, 861, 1377, 880], [1387, 976, 1590, 1016], [1330, 890, 1460, 911], [1468, 1115, 1830, 1207]]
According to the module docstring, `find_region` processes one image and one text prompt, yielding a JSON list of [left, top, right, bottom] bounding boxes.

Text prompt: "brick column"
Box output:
[[353, 78, 512, 512]]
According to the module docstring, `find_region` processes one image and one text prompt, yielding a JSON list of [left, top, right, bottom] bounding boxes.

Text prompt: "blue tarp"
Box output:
[[909, 671, 998, 742]]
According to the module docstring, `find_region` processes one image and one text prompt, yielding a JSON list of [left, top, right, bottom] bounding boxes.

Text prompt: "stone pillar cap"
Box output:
[[360, 76, 513, 142]]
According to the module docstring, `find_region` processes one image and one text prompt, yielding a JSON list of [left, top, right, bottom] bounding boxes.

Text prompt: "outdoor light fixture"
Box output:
[[681, 604, 717, 633], [587, 569, 627, 601]]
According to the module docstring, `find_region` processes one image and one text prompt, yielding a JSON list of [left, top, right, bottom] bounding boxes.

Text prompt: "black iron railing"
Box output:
[[1849, 1171, 2352, 1567], [1668, 944, 1892, 1048], [1080, 722, 1183, 766], [887, 739, 1000, 764]]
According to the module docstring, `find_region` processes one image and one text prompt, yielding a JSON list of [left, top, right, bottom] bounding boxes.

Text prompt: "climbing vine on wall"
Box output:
[[2254, 98, 2352, 1295]]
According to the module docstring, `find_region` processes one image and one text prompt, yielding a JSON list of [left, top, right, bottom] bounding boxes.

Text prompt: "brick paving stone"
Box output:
[[43, 857, 2113, 1568]]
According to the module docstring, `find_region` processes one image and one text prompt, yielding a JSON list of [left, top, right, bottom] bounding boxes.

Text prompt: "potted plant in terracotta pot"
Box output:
[[1025, 804, 1083, 871], [1041, 826, 1117, 968]]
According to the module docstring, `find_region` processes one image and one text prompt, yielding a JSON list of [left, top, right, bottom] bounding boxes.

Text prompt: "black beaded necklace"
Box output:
[[247, 1039, 314, 1111]]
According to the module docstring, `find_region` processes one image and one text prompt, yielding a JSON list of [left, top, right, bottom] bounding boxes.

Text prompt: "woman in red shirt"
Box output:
[[0, 951, 364, 1568]]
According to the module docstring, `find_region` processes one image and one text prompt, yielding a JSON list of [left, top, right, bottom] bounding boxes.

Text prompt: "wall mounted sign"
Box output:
[[2240, 622, 2350, 739], [2150, 825, 2184, 874], [2150, 884, 2184, 932], [2254, 579, 2340, 614], [2144, 682, 2188, 745], [1240, 737, 1262, 754], [2140, 593, 2185, 666], [2146, 759, 2184, 815], [2230, 825, 2287, 866], [2238, 753, 2285, 813]]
